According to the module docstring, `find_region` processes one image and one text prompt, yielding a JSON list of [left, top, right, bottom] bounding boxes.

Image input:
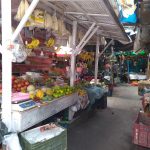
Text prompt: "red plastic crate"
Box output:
[[133, 112, 150, 148]]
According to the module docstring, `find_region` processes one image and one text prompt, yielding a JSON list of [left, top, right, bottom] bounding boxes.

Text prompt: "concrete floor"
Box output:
[[68, 84, 149, 150]]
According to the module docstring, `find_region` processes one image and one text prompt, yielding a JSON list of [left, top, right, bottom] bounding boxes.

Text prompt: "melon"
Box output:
[[27, 85, 35, 92]]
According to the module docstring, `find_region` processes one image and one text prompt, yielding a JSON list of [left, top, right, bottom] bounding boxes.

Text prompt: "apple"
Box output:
[[25, 81, 29, 86], [21, 82, 25, 86], [21, 87, 26, 93], [17, 84, 21, 88], [13, 84, 17, 88], [23, 86, 27, 90], [14, 79, 19, 84], [21, 87, 24, 91], [17, 88, 20, 92], [12, 76, 16, 81]]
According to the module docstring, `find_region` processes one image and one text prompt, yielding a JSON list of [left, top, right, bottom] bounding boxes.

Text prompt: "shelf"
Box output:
[[12, 64, 50, 73], [26, 56, 52, 65]]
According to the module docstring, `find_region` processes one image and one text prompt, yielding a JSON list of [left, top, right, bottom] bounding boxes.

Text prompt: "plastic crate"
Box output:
[[19, 124, 67, 150], [133, 112, 150, 148]]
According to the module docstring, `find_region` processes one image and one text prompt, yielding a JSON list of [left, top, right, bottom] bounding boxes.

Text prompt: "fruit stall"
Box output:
[[0, 0, 129, 136]]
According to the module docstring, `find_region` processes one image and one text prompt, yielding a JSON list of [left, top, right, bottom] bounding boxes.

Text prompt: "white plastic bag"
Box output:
[[45, 13, 53, 30], [14, 0, 29, 21], [12, 43, 27, 63], [52, 14, 58, 32], [3, 133, 22, 150]]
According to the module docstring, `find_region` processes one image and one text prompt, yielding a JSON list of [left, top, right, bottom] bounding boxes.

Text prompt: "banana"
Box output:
[[26, 38, 40, 49], [79, 52, 94, 63], [46, 37, 55, 47]]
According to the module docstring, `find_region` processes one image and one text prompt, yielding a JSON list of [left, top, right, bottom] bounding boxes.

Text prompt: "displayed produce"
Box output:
[[27, 85, 36, 92], [79, 52, 94, 63], [11, 73, 76, 104], [45, 37, 56, 48], [12, 76, 30, 93], [29, 85, 75, 102], [77, 89, 87, 96], [26, 38, 40, 49]]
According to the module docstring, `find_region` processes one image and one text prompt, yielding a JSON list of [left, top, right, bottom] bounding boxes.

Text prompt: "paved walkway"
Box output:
[[68, 85, 149, 150]]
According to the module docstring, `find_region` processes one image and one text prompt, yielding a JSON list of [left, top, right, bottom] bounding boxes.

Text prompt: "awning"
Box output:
[[38, 0, 130, 43], [11, 0, 130, 43]]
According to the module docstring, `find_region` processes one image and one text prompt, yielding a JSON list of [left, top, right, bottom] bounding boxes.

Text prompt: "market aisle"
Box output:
[[68, 85, 149, 150]]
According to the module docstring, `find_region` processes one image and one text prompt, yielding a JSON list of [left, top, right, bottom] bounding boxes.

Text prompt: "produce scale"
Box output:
[[12, 100, 36, 111]]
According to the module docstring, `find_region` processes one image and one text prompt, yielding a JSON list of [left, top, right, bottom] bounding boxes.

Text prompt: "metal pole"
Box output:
[[94, 36, 100, 84], [70, 21, 77, 86], [75, 23, 96, 51], [1, 0, 12, 131], [147, 54, 150, 78], [12, 0, 39, 42], [99, 39, 114, 57], [65, 12, 109, 17], [127, 60, 130, 83], [76, 26, 99, 54], [111, 46, 114, 85]]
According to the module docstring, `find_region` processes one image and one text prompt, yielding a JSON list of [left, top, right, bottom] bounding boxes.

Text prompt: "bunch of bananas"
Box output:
[[79, 52, 94, 62], [77, 89, 87, 96], [26, 38, 40, 49], [45, 37, 55, 47]]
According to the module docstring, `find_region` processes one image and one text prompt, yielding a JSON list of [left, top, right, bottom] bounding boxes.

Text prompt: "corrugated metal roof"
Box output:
[[40, 0, 129, 43], [9, 0, 129, 43]]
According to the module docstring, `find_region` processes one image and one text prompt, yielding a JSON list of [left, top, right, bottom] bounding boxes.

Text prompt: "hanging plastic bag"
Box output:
[[33, 9, 45, 25], [3, 133, 22, 150], [25, 9, 45, 28], [58, 19, 70, 36], [11, 27, 27, 63], [44, 13, 53, 30], [14, 0, 29, 21], [52, 13, 59, 32], [12, 43, 27, 63], [58, 19, 63, 36], [118, 0, 137, 23], [78, 31, 84, 41]]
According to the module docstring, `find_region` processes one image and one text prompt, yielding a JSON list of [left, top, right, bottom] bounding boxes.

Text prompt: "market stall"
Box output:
[[133, 53, 150, 148], [1, 0, 129, 136], [115, 51, 148, 83]]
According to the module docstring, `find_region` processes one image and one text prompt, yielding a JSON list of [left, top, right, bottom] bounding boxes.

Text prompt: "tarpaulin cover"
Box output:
[[119, 10, 137, 24], [85, 86, 107, 108], [117, 0, 137, 24]]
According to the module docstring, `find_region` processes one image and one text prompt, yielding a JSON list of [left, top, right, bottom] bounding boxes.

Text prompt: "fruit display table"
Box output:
[[11, 93, 77, 132]]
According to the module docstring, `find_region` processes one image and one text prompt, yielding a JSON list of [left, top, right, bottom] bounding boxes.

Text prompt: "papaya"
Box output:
[[36, 90, 44, 99]]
